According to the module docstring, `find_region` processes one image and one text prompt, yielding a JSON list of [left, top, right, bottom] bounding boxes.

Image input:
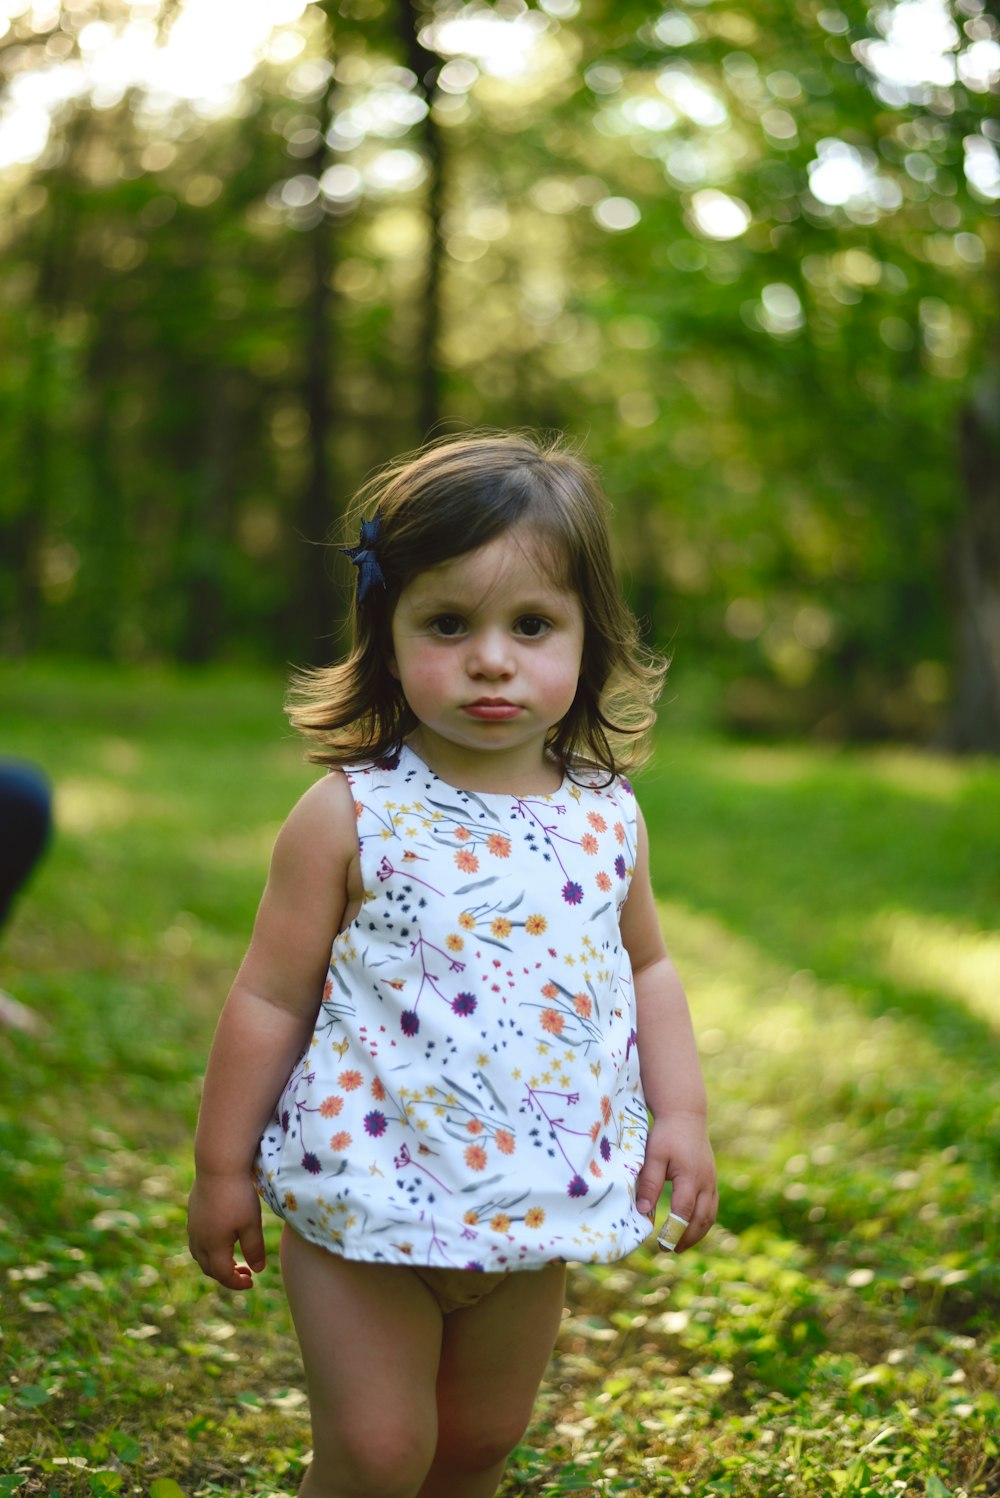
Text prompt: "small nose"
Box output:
[[468, 627, 513, 678]]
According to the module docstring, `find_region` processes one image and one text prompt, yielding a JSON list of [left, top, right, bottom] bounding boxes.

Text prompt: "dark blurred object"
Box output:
[[0, 762, 52, 1035]]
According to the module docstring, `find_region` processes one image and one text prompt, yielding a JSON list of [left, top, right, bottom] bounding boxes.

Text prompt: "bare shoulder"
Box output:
[[269, 770, 359, 888]]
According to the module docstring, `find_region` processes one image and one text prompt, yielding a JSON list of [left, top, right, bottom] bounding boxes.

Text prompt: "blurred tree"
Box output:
[[0, 0, 996, 744]]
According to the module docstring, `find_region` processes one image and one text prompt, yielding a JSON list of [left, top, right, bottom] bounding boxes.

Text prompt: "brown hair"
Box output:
[[288, 431, 666, 782]]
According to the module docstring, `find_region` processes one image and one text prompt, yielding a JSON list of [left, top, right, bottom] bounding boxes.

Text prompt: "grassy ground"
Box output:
[[1, 662, 997, 1498]]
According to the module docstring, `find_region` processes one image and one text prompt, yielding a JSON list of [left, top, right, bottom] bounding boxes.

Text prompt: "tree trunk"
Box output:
[[947, 356, 1000, 752], [396, 0, 444, 439], [296, 15, 340, 666]]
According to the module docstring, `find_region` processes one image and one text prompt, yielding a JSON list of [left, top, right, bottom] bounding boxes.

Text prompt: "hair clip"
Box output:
[[339, 511, 385, 603]]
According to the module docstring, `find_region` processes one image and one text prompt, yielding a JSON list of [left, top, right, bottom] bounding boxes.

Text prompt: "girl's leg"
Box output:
[[280, 1228, 444, 1498], [417, 1262, 566, 1498]]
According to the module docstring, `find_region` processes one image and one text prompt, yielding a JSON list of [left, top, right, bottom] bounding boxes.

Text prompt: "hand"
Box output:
[[187, 1171, 267, 1290], [634, 1110, 717, 1253]]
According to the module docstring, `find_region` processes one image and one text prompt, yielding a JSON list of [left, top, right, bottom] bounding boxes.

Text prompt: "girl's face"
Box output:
[[388, 525, 584, 792]]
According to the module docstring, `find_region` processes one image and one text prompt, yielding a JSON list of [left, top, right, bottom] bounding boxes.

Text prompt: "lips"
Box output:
[[462, 699, 522, 721]]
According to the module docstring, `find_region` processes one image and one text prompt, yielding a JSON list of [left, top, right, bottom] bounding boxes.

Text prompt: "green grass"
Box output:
[[1, 662, 997, 1497]]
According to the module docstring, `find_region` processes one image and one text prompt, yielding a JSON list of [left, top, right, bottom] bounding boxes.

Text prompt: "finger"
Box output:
[[238, 1218, 267, 1275]]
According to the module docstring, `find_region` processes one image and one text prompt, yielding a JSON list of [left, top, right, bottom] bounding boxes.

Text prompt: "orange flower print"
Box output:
[[596, 871, 612, 892], [587, 812, 607, 833], [323, 978, 333, 1001], [455, 849, 479, 874], [589, 1161, 603, 1178], [573, 993, 592, 1019], [354, 801, 364, 821], [283, 1191, 299, 1212], [371, 1078, 386, 1101], [464, 1143, 488, 1171], [466, 1119, 484, 1135], [614, 821, 625, 844], [525, 914, 547, 936], [446, 933, 465, 952], [600, 1094, 612, 1124], [330, 1131, 352, 1150], [339, 1069, 363, 1091], [486, 833, 512, 857], [580, 833, 599, 855], [495, 1129, 515, 1155], [459, 911, 476, 930], [319, 1095, 344, 1117], [464, 1210, 480, 1226], [541, 1009, 565, 1036], [525, 1207, 546, 1228], [589, 1121, 601, 1141], [491, 917, 513, 938], [454, 826, 471, 841], [541, 982, 558, 1000], [491, 1212, 512, 1232]]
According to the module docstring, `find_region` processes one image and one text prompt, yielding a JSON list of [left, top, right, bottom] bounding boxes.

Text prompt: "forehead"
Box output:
[[402, 526, 574, 603]]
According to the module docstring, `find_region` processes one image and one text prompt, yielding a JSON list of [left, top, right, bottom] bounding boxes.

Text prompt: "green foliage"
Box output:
[[0, 2, 997, 738], [1, 665, 998, 1494]]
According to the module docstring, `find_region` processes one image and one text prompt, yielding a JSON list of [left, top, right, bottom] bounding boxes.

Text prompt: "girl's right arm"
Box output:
[[187, 771, 359, 1290]]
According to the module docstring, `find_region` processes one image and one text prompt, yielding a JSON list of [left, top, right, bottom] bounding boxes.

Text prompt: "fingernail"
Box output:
[[637, 1198, 651, 1216]]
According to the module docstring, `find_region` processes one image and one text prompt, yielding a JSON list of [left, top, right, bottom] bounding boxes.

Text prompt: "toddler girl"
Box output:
[[188, 431, 717, 1498]]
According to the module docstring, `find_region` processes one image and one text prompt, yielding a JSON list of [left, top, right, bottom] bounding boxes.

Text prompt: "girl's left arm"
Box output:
[[619, 804, 718, 1251]]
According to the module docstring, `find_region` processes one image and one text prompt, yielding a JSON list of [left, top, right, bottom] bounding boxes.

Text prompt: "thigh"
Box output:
[[436, 1262, 566, 1451], [280, 1229, 443, 1494]]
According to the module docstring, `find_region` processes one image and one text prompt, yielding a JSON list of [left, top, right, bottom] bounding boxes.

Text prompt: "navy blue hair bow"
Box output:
[[339, 511, 385, 603]]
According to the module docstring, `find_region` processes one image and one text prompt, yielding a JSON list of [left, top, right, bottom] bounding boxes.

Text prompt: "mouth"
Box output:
[[462, 699, 523, 721]]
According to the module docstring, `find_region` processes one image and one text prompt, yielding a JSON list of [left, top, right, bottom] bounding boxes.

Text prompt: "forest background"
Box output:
[[2, 2, 1000, 1496], [1, 0, 999, 748]]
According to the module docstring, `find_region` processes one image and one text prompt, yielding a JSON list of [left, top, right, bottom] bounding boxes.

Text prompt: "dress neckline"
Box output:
[[399, 741, 568, 800]]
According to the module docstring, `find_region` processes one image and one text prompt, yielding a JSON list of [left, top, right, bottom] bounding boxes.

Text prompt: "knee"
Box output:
[[435, 1407, 530, 1475], [314, 1416, 435, 1498]]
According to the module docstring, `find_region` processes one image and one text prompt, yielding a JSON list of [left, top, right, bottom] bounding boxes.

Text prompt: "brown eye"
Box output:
[[429, 615, 465, 637], [515, 616, 550, 638]]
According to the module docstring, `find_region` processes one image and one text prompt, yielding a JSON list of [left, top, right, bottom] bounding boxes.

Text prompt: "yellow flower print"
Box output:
[[283, 1191, 299, 1212], [525, 914, 547, 935], [464, 1210, 479, 1225], [491, 917, 512, 938], [459, 912, 476, 930], [446, 933, 465, 952], [525, 1207, 546, 1228], [491, 1212, 512, 1232]]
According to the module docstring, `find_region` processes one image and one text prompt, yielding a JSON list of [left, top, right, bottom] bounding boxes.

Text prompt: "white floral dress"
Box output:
[[254, 744, 652, 1271]]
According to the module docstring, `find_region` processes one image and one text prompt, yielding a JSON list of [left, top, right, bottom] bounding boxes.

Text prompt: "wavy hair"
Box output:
[[288, 431, 667, 782]]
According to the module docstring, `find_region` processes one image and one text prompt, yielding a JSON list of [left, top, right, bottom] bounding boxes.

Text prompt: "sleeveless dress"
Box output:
[[254, 744, 653, 1271]]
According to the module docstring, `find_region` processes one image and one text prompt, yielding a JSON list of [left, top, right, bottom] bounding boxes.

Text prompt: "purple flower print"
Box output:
[[451, 992, 478, 1016], [614, 855, 627, 880], [302, 1152, 322, 1175], [600, 1135, 612, 1162], [465, 1261, 485, 1271], [401, 1010, 420, 1036], [364, 1111, 388, 1137], [567, 1174, 590, 1198], [561, 880, 584, 906]]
